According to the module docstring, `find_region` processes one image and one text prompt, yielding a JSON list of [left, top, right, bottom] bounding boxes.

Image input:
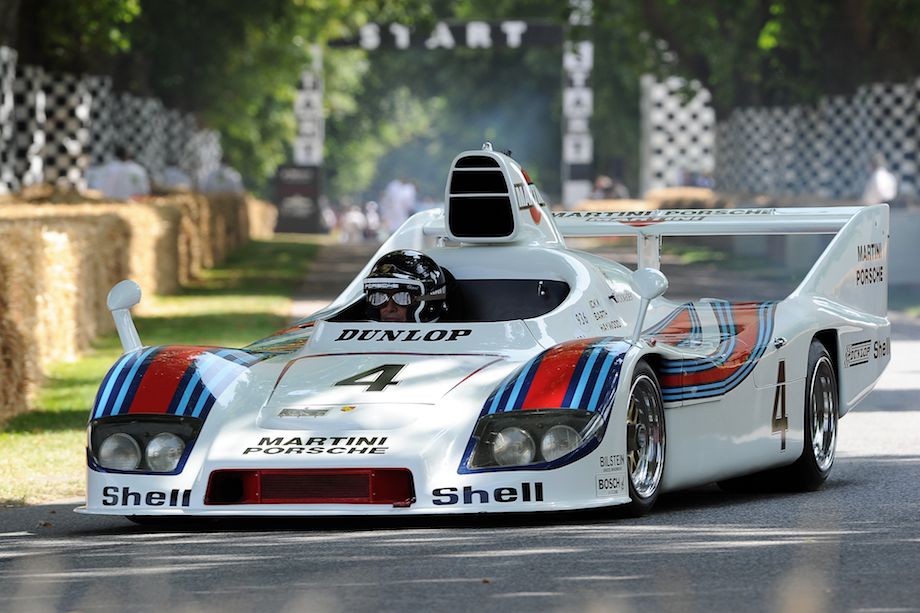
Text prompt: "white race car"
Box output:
[[79, 146, 890, 519]]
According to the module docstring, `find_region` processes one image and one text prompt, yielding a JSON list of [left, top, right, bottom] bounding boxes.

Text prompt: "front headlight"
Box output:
[[146, 433, 186, 472], [493, 427, 536, 466], [464, 409, 602, 471], [89, 416, 202, 474], [541, 425, 582, 461], [98, 433, 142, 470]]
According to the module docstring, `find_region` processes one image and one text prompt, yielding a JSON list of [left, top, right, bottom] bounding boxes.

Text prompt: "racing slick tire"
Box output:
[[622, 361, 666, 517], [717, 339, 838, 493], [786, 339, 838, 490]]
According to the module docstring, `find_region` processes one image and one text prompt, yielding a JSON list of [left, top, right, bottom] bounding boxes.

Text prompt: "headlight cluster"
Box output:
[[90, 416, 202, 474], [466, 410, 602, 470]]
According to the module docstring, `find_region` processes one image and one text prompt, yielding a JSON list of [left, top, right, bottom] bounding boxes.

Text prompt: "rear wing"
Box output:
[[556, 205, 890, 317], [553, 207, 864, 268]]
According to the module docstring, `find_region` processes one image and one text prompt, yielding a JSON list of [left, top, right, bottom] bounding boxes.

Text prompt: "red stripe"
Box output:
[[520, 339, 593, 409], [681, 303, 762, 386], [126, 346, 209, 414], [649, 309, 694, 345]]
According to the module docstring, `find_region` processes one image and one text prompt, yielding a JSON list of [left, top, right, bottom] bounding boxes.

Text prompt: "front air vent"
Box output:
[[205, 468, 416, 506], [454, 155, 500, 168], [449, 170, 509, 194]]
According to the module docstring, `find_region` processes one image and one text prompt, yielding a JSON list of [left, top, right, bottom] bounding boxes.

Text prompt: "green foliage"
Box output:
[[28, 0, 141, 72], [595, 0, 920, 115]]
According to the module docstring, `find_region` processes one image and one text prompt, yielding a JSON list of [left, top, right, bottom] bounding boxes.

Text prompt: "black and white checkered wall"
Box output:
[[0, 46, 16, 194], [41, 70, 94, 190], [12, 64, 46, 189], [715, 79, 919, 199], [640, 75, 715, 194], [1, 54, 222, 194]]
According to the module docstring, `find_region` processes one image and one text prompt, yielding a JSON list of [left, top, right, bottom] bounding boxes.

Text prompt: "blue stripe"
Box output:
[[106, 346, 159, 416], [573, 347, 608, 410], [561, 345, 595, 408], [586, 351, 617, 412], [488, 374, 514, 415], [511, 355, 544, 410], [93, 352, 137, 419], [190, 360, 246, 418], [504, 356, 542, 411], [173, 350, 234, 416]]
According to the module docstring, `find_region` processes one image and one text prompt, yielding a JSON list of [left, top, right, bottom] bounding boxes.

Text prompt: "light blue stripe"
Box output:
[[502, 361, 535, 411], [107, 346, 159, 416], [568, 345, 604, 409], [190, 359, 245, 418], [586, 352, 616, 412], [488, 378, 512, 414], [93, 352, 137, 419], [174, 350, 239, 416]]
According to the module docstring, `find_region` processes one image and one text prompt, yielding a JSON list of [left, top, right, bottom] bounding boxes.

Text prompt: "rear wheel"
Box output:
[[623, 362, 666, 516], [717, 339, 838, 493], [788, 340, 838, 490]]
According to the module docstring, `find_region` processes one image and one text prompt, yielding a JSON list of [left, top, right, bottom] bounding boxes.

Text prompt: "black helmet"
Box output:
[[364, 250, 448, 323]]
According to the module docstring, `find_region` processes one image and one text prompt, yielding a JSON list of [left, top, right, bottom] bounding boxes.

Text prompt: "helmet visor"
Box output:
[[367, 290, 416, 307]]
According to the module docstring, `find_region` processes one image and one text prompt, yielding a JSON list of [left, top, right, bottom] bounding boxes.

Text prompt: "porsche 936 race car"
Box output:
[[79, 145, 890, 519]]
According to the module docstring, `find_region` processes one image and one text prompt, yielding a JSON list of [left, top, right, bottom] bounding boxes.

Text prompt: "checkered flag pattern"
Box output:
[[165, 109, 195, 169], [41, 71, 94, 190], [85, 75, 114, 166], [12, 64, 46, 188], [0, 46, 17, 194], [112, 93, 169, 178], [715, 79, 919, 200], [186, 128, 222, 184], [640, 75, 715, 194], [1, 59, 225, 194]]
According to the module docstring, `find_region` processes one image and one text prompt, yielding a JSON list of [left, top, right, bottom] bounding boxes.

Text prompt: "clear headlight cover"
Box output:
[[98, 433, 142, 470], [146, 432, 186, 472], [541, 425, 582, 461], [492, 427, 536, 466], [465, 409, 603, 471]]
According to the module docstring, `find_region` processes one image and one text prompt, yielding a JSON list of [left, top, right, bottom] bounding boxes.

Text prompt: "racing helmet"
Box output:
[[364, 250, 448, 323]]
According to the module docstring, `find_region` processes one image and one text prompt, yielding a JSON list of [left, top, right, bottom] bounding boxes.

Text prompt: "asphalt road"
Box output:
[[2, 244, 918, 613]]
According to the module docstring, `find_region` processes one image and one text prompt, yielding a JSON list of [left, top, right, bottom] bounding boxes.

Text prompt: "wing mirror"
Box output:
[[630, 268, 668, 344], [107, 279, 143, 353]]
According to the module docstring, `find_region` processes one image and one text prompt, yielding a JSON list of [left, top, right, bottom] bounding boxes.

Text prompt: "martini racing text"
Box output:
[[244, 436, 389, 455]]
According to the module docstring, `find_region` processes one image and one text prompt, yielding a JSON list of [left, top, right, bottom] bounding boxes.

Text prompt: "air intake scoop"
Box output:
[[445, 143, 539, 243]]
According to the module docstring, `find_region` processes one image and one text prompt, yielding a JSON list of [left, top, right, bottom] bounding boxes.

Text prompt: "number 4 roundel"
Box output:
[[335, 364, 405, 392]]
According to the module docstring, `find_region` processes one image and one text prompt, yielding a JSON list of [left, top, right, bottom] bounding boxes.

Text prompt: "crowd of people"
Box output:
[[86, 146, 244, 200], [331, 177, 442, 244]]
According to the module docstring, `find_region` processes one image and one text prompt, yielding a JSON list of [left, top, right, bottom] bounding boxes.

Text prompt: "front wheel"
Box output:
[[623, 362, 666, 516]]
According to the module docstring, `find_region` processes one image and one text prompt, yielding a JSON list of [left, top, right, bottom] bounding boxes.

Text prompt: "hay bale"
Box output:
[[246, 196, 277, 240]]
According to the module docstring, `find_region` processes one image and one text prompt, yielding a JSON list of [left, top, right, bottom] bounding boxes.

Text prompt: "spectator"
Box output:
[[159, 159, 192, 191], [339, 205, 368, 243], [93, 146, 151, 200], [364, 200, 382, 240], [379, 177, 414, 234], [202, 163, 244, 194], [862, 154, 898, 205]]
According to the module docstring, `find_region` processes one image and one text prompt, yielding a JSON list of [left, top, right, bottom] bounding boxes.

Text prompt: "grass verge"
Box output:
[[0, 237, 320, 506]]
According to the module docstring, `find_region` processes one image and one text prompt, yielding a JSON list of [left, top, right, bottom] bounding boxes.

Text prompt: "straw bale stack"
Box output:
[[246, 196, 277, 240], [0, 192, 277, 418]]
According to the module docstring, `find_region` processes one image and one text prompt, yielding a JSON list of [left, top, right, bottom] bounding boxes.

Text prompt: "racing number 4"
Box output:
[[772, 360, 788, 450], [335, 364, 405, 392]]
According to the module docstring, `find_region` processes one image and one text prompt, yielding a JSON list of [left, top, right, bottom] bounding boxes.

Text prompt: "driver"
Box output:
[[364, 250, 448, 323]]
